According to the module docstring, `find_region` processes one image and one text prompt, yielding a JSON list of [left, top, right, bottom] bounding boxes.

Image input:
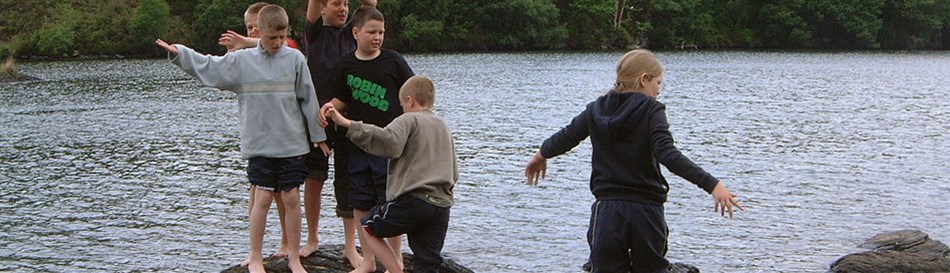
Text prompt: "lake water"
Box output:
[[1, 51, 948, 273]]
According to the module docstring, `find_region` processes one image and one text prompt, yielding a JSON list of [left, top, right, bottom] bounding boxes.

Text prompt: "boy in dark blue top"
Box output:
[[525, 49, 744, 273], [319, 6, 414, 273], [299, 0, 377, 264]]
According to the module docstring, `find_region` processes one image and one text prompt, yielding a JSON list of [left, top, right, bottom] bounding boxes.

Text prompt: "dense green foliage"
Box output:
[[129, 0, 171, 53], [2, 0, 949, 58]]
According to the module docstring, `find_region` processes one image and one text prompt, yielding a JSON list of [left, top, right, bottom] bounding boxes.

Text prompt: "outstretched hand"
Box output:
[[711, 181, 744, 219], [524, 151, 547, 186], [218, 30, 257, 52], [324, 105, 351, 128], [155, 39, 179, 55]]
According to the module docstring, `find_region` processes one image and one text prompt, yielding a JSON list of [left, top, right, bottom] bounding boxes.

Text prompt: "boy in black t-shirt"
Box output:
[[319, 6, 414, 273], [299, 0, 376, 266]]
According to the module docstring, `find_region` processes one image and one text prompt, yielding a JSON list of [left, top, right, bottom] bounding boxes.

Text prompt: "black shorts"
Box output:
[[246, 156, 306, 192], [347, 148, 387, 211], [362, 195, 450, 273]]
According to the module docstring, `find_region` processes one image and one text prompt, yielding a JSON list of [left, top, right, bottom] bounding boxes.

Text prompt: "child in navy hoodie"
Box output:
[[524, 49, 744, 273]]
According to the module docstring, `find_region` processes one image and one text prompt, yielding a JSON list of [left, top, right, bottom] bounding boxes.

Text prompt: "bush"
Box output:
[[0, 43, 13, 59], [129, 0, 171, 52], [400, 14, 444, 51], [32, 4, 80, 57]]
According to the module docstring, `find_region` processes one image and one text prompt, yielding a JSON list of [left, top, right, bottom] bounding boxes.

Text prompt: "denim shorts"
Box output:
[[246, 156, 306, 192]]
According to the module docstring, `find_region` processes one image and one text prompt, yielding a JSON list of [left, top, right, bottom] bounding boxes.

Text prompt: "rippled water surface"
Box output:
[[2, 51, 948, 272]]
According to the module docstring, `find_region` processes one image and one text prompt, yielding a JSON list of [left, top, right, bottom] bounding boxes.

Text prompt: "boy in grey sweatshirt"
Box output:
[[325, 75, 457, 273], [156, 5, 326, 273]]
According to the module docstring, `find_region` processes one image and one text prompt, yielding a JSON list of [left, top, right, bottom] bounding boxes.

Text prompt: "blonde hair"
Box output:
[[400, 75, 435, 108], [258, 4, 289, 31], [614, 49, 664, 93], [245, 2, 269, 18]]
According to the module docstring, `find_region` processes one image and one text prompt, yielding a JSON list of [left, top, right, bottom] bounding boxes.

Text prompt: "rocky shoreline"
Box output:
[[830, 230, 950, 273], [219, 245, 474, 273]]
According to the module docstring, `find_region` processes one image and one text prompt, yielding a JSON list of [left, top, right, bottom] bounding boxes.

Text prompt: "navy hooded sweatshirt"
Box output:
[[540, 91, 718, 204]]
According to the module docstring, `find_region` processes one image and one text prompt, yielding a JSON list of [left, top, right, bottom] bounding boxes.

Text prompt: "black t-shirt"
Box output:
[[329, 48, 414, 127], [305, 17, 356, 105]]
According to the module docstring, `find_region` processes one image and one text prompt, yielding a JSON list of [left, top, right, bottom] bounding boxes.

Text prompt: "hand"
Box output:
[[319, 102, 334, 127], [711, 181, 744, 219], [314, 142, 331, 157], [524, 151, 547, 186], [325, 106, 352, 128], [218, 30, 255, 51], [155, 39, 179, 55]]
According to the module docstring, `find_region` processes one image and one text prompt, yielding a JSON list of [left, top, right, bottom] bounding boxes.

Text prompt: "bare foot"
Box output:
[[248, 261, 266, 273], [289, 260, 308, 273], [273, 245, 290, 258], [348, 261, 376, 273], [241, 255, 251, 267], [343, 249, 363, 269], [299, 242, 319, 257]]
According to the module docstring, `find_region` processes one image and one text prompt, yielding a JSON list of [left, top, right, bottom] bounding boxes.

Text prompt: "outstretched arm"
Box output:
[[324, 103, 352, 128], [155, 39, 179, 55], [218, 30, 259, 51], [319, 98, 347, 127]]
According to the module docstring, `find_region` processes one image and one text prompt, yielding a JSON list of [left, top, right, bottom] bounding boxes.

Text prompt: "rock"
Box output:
[[220, 245, 474, 273], [830, 230, 950, 273], [581, 260, 700, 273]]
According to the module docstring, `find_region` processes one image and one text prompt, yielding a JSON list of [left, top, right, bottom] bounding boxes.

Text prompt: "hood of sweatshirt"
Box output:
[[591, 91, 653, 140]]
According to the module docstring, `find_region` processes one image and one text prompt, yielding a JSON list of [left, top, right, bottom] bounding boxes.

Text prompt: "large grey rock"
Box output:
[[220, 245, 474, 273], [830, 230, 950, 273], [581, 260, 700, 272]]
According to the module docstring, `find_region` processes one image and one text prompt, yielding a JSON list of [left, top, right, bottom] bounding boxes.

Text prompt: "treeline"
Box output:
[[2, 0, 949, 59]]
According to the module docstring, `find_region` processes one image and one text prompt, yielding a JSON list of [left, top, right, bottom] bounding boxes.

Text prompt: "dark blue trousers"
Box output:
[[588, 200, 669, 273]]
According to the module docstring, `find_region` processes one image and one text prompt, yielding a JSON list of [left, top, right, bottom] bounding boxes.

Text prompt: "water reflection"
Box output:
[[1, 51, 949, 272]]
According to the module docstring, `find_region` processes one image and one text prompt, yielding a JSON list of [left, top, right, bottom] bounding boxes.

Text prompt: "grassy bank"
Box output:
[[0, 57, 25, 82]]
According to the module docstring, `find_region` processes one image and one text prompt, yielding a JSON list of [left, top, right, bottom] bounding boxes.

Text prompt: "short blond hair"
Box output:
[[246, 2, 269, 17], [399, 75, 435, 108], [258, 4, 289, 31], [614, 49, 664, 93]]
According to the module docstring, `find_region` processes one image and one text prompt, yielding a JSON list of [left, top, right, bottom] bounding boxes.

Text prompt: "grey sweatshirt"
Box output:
[[346, 110, 457, 207], [171, 44, 326, 159]]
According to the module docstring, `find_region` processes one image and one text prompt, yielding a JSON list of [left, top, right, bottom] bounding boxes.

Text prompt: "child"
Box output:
[[215, 2, 296, 264], [325, 75, 457, 273], [524, 49, 744, 273], [155, 5, 328, 273], [218, 2, 299, 52], [299, 0, 378, 265], [319, 6, 413, 273]]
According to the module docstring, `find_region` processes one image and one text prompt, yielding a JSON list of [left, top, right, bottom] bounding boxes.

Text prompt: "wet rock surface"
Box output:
[[830, 230, 950, 273], [220, 245, 474, 273]]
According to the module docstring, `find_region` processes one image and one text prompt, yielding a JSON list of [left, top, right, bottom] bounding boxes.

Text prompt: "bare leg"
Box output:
[[349, 209, 376, 273], [242, 186, 257, 267], [386, 236, 404, 271], [299, 177, 325, 257], [248, 189, 274, 273], [280, 188, 307, 273], [343, 217, 362, 268], [274, 193, 289, 257], [362, 230, 403, 273]]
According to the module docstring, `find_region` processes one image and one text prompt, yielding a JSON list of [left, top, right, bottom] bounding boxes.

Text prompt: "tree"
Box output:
[[130, 0, 170, 52]]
